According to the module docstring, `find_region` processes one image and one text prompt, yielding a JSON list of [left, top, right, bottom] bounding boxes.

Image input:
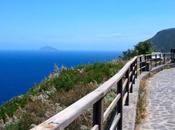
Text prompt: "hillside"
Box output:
[[149, 28, 175, 52], [0, 60, 124, 130]]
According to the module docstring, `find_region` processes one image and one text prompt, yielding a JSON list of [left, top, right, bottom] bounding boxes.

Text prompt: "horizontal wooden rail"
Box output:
[[31, 52, 174, 130], [122, 78, 128, 91], [91, 125, 99, 130], [103, 94, 121, 121], [109, 113, 121, 130], [122, 93, 128, 106]]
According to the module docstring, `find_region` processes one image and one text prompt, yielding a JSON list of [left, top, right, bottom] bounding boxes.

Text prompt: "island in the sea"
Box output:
[[40, 46, 59, 52]]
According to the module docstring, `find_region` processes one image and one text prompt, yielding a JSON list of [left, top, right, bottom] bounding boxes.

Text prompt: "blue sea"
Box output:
[[0, 51, 121, 105]]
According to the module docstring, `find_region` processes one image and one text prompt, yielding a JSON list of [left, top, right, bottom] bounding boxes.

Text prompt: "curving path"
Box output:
[[141, 68, 175, 130]]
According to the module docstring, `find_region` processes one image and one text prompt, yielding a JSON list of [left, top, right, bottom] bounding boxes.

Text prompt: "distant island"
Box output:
[[40, 46, 59, 52]]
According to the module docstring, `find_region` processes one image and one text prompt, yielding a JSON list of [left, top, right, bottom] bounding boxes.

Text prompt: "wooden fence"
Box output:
[[31, 52, 174, 130]]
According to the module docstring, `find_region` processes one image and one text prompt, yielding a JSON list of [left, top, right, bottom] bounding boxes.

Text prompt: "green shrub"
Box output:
[[51, 69, 81, 90], [4, 122, 20, 130], [0, 96, 28, 120], [4, 112, 41, 130]]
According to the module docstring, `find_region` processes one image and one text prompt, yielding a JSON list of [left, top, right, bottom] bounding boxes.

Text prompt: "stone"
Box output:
[[140, 68, 175, 130]]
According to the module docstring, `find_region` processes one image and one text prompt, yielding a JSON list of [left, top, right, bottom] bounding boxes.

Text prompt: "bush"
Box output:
[[4, 112, 41, 130], [51, 69, 81, 90], [4, 123, 20, 130], [81, 62, 123, 84], [0, 96, 28, 120]]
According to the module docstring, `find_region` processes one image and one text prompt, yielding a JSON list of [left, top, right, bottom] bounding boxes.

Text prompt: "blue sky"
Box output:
[[0, 0, 175, 51]]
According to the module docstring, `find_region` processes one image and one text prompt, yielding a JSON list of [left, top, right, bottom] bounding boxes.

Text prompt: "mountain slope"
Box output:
[[149, 28, 175, 52]]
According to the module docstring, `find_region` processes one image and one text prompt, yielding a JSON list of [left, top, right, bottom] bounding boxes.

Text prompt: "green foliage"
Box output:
[[4, 112, 41, 130], [122, 41, 154, 59], [50, 62, 124, 90], [4, 123, 20, 130], [51, 69, 81, 90], [135, 41, 154, 55], [81, 62, 123, 84], [0, 96, 28, 120], [122, 49, 137, 59]]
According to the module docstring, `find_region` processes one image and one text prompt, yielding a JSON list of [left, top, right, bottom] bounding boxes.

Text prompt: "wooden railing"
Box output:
[[32, 52, 174, 130]]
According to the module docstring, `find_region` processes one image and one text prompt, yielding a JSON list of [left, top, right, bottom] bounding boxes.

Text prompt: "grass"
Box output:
[[135, 79, 147, 125], [0, 60, 124, 130]]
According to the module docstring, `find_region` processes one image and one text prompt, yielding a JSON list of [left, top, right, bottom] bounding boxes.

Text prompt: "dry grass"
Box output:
[[50, 82, 97, 106], [135, 80, 147, 125]]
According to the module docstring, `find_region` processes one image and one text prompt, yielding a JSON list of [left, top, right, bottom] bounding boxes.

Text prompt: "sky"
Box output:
[[0, 0, 175, 51]]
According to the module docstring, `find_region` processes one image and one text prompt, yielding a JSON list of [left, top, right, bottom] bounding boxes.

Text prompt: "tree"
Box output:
[[134, 41, 154, 55], [122, 41, 154, 59]]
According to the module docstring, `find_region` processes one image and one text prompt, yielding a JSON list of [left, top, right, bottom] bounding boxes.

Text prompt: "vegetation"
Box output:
[[122, 40, 154, 59], [0, 60, 124, 130], [136, 80, 147, 125]]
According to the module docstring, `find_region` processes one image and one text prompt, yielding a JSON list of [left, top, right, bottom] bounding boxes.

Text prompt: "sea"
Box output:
[[0, 50, 121, 105]]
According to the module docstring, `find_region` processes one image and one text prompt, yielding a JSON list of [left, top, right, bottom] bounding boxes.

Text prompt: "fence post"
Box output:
[[163, 54, 166, 64], [117, 79, 123, 130], [145, 55, 151, 71], [93, 98, 104, 130], [171, 49, 175, 63], [155, 54, 157, 67], [159, 54, 162, 65], [130, 64, 133, 93], [135, 59, 138, 78], [139, 56, 142, 74], [150, 55, 152, 70], [143, 55, 147, 71], [171, 49, 173, 63], [125, 69, 130, 106], [132, 63, 136, 84]]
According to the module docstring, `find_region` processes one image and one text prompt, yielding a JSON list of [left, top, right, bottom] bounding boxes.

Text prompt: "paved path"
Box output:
[[141, 68, 175, 130]]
